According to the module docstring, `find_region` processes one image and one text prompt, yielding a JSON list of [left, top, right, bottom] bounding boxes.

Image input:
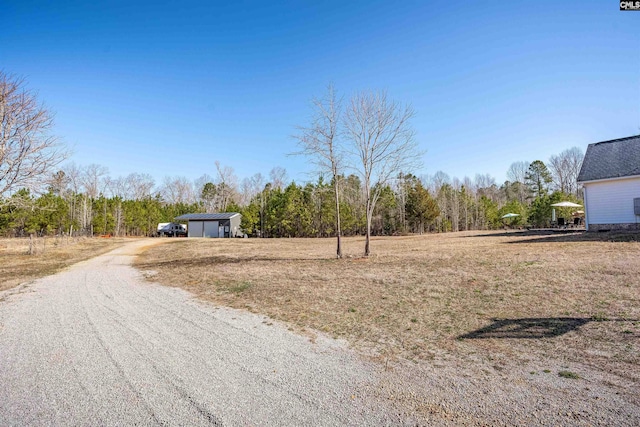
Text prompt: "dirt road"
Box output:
[[0, 240, 407, 426]]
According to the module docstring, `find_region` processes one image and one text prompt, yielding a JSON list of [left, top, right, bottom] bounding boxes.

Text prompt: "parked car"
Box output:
[[156, 222, 187, 237]]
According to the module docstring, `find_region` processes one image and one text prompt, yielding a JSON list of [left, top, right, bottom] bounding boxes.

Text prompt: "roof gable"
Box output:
[[175, 212, 240, 221], [577, 135, 640, 182]]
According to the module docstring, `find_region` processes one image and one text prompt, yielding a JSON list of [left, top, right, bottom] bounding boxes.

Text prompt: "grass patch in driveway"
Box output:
[[558, 370, 581, 379]]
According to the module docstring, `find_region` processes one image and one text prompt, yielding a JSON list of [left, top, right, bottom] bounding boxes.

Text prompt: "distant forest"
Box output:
[[0, 157, 583, 238]]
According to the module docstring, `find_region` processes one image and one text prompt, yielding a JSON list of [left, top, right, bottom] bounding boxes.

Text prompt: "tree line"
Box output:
[[1, 74, 584, 252], [0, 156, 582, 239]]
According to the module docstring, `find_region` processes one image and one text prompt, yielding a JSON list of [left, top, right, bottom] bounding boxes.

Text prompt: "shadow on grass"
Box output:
[[461, 230, 640, 244], [459, 317, 591, 339], [136, 255, 327, 270], [506, 232, 640, 244]]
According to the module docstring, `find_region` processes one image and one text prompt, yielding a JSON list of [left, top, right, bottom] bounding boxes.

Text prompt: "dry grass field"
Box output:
[[0, 236, 130, 292], [135, 231, 640, 384]]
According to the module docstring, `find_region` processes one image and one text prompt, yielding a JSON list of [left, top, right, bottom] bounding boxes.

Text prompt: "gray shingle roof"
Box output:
[[577, 135, 640, 182], [175, 213, 240, 221]]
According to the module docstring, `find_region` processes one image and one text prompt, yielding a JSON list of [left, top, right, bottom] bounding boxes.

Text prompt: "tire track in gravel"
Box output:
[[85, 252, 357, 425], [0, 239, 410, 426], [78, 275, 170, 426], [86, 254, 359, 416]]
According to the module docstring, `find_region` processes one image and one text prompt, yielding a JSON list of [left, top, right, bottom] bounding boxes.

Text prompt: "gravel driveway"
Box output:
[[0, 240, 409, 426]]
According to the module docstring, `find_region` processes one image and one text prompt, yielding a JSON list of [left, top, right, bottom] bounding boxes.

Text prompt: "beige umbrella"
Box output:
[[550, 201, 582, 208], [551, 201, 582, 223]]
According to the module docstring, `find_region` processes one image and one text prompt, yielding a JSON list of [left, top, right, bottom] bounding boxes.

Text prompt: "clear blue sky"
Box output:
[[2, 0, 639, 186]]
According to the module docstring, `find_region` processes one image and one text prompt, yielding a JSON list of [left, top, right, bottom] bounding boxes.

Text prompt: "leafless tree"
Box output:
[[505, 161, 529, 204], [294, 84, 344, 258], [160, 176, 196, 205], [474, 173, 500, 202], [0, 72, 67, 197], [548, 147, 583, 196], [394, 173, 413, 233], [62, 162, 82, 234], [506, 161, 529, 184], [462, 176, 476, 230], [214, 161, 238, 211], [244, 173, 266, 236], [75, 164, 108, 234], [48, 170, 70, 196], [81, 164, 108, 199], [101, 176, 115, 197], [108, 176, 127, 199], [239, 173, 264, 206], [269, 166, 288, 190], [450, 177, 462, 232], [63, 163, 82, 194], [430, 171, 450, 232], [344, 90, 421, 256], [125, 172, 155, 200]]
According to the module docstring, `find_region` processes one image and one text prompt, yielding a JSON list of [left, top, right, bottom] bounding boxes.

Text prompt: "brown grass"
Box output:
[[0, 236, 130, 292], [135, 230, 640, 378]]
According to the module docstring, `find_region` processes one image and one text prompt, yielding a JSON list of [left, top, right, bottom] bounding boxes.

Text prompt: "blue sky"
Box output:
[[2, 0, 639, 186]]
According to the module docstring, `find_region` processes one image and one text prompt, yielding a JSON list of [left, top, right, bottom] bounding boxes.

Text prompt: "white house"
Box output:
[[577, 135, 640, 231]]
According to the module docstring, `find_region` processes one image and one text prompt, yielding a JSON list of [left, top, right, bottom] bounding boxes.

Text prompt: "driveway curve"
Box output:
[[0, 239, 407, 426]]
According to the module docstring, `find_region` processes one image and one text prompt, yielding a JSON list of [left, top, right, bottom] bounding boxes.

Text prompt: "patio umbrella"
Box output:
[[550, 201, 582, 223], [550, 201, 582, 208], [501, 213, 520, 228]]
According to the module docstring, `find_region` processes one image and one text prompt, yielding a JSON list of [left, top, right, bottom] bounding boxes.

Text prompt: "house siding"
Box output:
[[584, 176, 640, 230]]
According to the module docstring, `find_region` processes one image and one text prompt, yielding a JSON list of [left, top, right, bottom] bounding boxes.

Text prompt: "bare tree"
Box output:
[[76, 164, 108, 234], [63, 162, 82, 195], [48, 170, 70, 196], [269, 166, 288, 190], [62, 162, 82, 234], [344, 90, 420, 256], [239, 173, 264, 206], [506, 161, 529, 184], [475, 173, 500, 202], [160, 176, 196, 204], [108, 176, 127, 199], [81, 164, 108, 199], [0, 72, 67, 197], [548, 147, 583, 196], [462, 176, 475, 230], [125, 172, 155, 200], [244, 173, 266, 236], [451, 177, 462, 232], [214, 161, 238, 211], [294, 84, 344, 258], [505, 162, 528, 204]]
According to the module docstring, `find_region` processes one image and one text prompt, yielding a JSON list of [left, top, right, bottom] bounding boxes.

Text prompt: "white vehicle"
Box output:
[[156, 222, 187, 237]]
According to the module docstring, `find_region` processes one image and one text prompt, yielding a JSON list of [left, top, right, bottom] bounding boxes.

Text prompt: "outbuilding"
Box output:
[[577, 135, 640, 231], [175, 213, 242, 238]]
